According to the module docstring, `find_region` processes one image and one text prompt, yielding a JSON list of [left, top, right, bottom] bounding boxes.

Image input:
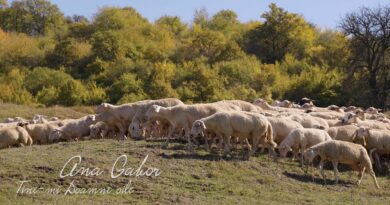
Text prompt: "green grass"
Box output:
[[0, 103, 94, 120], [0, 104, 389, 204]]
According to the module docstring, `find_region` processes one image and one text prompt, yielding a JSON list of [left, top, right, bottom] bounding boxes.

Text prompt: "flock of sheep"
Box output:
[[1, 97, 389, 189]]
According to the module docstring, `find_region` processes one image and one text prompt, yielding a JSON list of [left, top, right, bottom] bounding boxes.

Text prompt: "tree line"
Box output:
[[0, 0, 389, 109]]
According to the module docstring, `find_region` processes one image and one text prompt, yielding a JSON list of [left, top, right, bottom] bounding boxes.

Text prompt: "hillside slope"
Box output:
[[0, 138, 389, 205]]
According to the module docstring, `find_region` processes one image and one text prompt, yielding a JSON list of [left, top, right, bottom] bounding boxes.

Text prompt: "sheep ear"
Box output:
[[200, 121, 206, 130]]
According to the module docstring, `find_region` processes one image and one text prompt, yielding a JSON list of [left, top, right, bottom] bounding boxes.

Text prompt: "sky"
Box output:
[[49, 0, 389, 29]]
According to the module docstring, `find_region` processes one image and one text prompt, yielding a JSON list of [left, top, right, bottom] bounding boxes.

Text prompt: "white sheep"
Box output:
[[128, 98, 184, 139], [24, 123, 59, 144], [190, 111, 276, 159], [266, 116, 304, 144], [278, 128, 332, 165], [327, 124, 359, 141], [303, 140, 380, 188], [353, 127, 390, 170], [49, 115, 96, 142], [287, 114, 329, 130], [145, 103, 240, 149], [0, 126, 33, 149], [341, 112, 390, 130]]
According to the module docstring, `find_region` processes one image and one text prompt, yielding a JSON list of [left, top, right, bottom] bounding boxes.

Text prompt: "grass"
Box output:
[[0, 104, 389, 204], [0, 103, 95, 120]]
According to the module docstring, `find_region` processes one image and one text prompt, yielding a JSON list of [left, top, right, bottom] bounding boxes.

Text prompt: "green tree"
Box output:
[[0, 0, 66, 35], [156, 16, 186, 36], [58, 79, 88, 106], [244, 3, 315, 63]]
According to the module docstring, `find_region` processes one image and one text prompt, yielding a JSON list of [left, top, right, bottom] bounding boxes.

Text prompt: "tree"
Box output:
[[0, 0, 66, 36], [244, 3, 315, 63], [156, 16, 186, 36], [193, 8, 209, 28], [341, 6, 390, 108], [0, 0, 7, 9]]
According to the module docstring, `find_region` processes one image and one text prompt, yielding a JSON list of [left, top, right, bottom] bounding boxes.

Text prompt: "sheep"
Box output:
[[308, 111, 344, 120], [287, 114, 329, 130], [128, 98, 184, 140], [327, 124, 359, 141], [253, 98, 278, 111], [89, 121, 112, 139], [272, 100, 293, 108], [49, 115, 96, 142], [341, 112, 390, 130], [327, 105, 344, 112], [24, 123, 59, 144], [266, 117, 304, 144], [343, 106, 359, 113], [96, 100, 153, 139], [278, 128, 332, 165], [0, 126, 33, 149], [145, 103, 239, 149], [299, 97, 315, 106], [353, 127, 390, 170], [365, 107, 381, 115], [190, 111, 276, 159], [221, 100, 263, 112], [32, 114, 48, 124], [303, 140, 380, 188]]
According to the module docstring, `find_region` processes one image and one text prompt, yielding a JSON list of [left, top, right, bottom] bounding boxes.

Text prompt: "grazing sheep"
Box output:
[[341, 112, 390, 130], [24, 123, 59, 144], [0, 126, 33, 149], [96, 100, 153, 139], [49, 115, 96, 142], [272, 100, 293, 108], [287, 115, 329, 130], [190, 111, 276, 159], [128, 98, 184, 139], [278, 128, 332, 165], [303, 140, 380, 188], [89, 121, 111, 139], [266, 117, 304, 144], [222, 100, 263, 112], [32, 114, 48, 124], [353, 127, 390, 170], [145, 103, 239, 148], [365, 107, 381, 115], [327, 124, 359, 141]]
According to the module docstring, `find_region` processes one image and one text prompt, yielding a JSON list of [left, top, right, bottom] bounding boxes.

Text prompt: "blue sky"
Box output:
[[50, 0, 388, 28]]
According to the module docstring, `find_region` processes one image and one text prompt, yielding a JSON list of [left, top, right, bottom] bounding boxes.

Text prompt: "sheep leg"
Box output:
[[367, 167, 380, 189], [202, 132, 210, 152], [332, 161, 339, 184], [223, 135, 231, 157], [319, 160, 326, 185], [368, 148, 377, 164], [245, 135, 259, 160], [162, 126, 174, 148], [357, 166, 365, 186], [374, 153, 382, 170]]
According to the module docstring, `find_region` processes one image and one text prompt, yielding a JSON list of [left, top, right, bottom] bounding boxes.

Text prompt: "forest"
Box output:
[[0, 0, 389, 109]]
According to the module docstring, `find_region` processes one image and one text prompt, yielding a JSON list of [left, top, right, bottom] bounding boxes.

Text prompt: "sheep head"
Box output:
[[190, 120, 206, 137], [277, 145, 292, 158], [341, 112, 356, 124], [128, 122, 143, 140], [303, 148, 317, 164]]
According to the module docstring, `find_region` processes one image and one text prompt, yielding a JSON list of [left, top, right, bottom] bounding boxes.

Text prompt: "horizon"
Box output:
[[47, 0, 388, 29]]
